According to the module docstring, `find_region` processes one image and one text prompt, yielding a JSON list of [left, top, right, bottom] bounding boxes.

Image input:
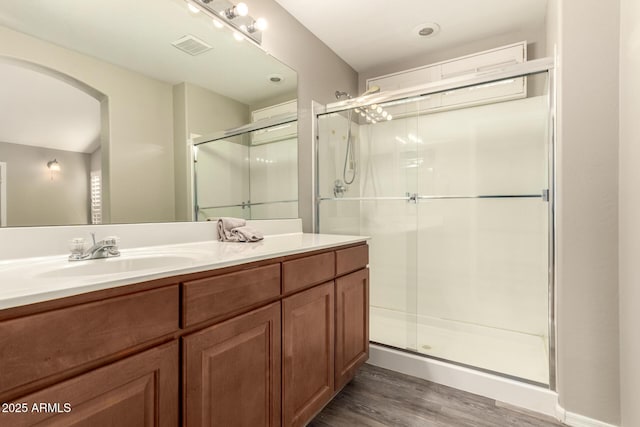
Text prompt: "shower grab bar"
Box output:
[[199, 199, 298, 210], [318, 192, 547, 202]]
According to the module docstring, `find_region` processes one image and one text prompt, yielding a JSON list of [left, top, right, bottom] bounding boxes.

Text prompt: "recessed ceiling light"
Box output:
[[414, 22, 440, 38], [268, 74, 284, 83]]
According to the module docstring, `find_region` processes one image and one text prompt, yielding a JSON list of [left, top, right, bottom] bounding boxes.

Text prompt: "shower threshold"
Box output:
[[370, 306, 549, 385]]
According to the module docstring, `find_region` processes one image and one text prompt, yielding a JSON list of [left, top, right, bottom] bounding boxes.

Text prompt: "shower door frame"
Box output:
[[312, 57, 557, 390]]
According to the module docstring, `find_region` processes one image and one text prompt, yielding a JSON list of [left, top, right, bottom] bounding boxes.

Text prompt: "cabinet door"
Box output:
[[282, 282, 334, 427], [335, 268, 370, 390], [0, 341, 179, 427], [183, 302, 281, 427]]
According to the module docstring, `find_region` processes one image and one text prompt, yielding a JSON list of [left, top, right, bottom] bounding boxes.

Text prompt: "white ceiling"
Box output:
[[274, 0, 548, 72], [0, 0, 297, 106], [0, 62, 101, 153]]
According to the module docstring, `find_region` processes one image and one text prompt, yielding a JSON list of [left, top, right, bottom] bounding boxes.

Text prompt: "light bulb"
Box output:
[[376, 106, 383, 113], [371, 104, 378, 109], [187, 3, 200, 14], [382, 111, 388, 117], [354, 108, 360, 113], [212, 18, 224, 28], [233, 31, 244, 41], [239, 24, 248, 32], [387, 115, 393, 121], [236, 2, 249, 16], [371, 119, 377, 124], [254, 17, 268, 31]]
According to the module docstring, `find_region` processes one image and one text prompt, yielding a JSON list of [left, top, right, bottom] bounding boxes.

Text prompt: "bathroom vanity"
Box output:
[[0, 235, 369, 427]]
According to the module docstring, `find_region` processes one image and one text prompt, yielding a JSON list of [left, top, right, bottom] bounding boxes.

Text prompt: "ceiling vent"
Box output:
[[171, 35, 212, 56]]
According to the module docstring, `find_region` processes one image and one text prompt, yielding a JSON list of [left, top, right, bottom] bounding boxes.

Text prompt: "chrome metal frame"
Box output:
[[312, 57, 558, 390], [198, 199, 298, 210], [547, 60, 558, 391], [193, 112, 297, 146], [317, 57, 554, 116], [318, 194, 546, 202]]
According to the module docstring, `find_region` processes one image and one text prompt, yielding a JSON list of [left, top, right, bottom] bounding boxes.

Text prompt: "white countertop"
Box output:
[[0, 233, 368, 311]]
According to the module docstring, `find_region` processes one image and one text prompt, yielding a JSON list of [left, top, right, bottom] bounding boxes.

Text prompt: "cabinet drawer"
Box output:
[[282, 251, 335, 294], [0, 286, 179, 395], [0, 341, 179, 427], [182, 264, 281, 327], [335, 244, 368, 276]]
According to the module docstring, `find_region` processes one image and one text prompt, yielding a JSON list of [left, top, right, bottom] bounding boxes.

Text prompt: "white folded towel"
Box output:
[[217, 217, 264, 242], [230, 226, 264, 242]]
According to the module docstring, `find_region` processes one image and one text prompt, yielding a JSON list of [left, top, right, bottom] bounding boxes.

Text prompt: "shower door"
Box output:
[[316, 67, 553, 386]]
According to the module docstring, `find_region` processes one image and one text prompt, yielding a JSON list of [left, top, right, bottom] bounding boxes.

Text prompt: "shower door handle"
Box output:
[[406, 193, 418, 203]]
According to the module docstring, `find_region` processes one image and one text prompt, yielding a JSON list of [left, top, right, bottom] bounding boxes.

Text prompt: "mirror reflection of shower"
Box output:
[[333, 86, 383, 197]]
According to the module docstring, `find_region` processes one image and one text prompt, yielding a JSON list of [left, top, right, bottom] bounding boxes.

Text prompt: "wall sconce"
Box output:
[[47, 159, 60, 180], [47, 159, 61, 172], [185, 0, 268, 44]]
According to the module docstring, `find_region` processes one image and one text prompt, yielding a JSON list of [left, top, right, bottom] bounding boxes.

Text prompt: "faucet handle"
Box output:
[[69, 238, 86, 255], [104, 236, 120, 246]]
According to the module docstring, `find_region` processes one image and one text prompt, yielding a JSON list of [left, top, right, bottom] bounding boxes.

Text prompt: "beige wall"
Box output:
[[250, 90, 298, 112], [248, 0, 358, 232], [0, 26, 175, 225], [619, 0, 640, 425], [0, 141, 90, 226], [555, 0, 621, 424], [173, 82, 250, 221]]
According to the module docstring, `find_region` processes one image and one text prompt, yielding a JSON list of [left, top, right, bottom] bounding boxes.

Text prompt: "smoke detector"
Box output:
[[414, 23, 440, 38], [172, 35, 212, 56]]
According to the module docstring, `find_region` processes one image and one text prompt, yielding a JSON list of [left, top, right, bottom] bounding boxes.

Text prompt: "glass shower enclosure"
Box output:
[[193, 116, 298, 221], [314, 60, 554, 386]]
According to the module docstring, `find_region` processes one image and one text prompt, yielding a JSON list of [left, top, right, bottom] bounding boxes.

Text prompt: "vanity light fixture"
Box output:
[[184, 0, 268, 44], [224, 2, 249, 19], [247, 17, 268, 33], [187, 2, 201, 14]]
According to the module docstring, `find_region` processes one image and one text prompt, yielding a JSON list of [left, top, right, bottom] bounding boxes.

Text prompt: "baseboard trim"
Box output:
[[368, 343, 558, 418], [556, 405, 620, 427]]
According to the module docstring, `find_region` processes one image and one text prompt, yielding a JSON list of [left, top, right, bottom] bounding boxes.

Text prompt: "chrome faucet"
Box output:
[[69, 233, 120, 261]]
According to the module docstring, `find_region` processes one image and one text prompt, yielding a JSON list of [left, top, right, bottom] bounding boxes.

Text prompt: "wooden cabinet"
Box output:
[[0, 286, 179, 397], [182, 264, 280, 328], [335, 268, 370, 390], [0, 243, 369, 427], [0, 341, 179, 427], [282, 251, 335, 294], [283, 282, 335, 427], [183, 303, 281, 427]]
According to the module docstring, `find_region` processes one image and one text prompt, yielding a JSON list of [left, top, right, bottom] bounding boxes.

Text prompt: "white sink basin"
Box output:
[[35, 254, 204, 278]]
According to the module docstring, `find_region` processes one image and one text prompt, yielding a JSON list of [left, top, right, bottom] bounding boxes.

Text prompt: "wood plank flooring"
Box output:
[[309, 364, 565, 427]]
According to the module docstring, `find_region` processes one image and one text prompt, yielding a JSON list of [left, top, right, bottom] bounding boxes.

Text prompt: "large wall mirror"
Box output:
[[0, 0, 298, 227]]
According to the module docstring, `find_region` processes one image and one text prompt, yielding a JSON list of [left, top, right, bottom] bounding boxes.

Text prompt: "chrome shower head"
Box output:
[[335, 90, 351, 100]]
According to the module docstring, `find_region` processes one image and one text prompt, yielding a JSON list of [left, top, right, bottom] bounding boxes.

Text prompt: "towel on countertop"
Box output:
[[217, 217, 264, 242], [230, 226, 264, 242]]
